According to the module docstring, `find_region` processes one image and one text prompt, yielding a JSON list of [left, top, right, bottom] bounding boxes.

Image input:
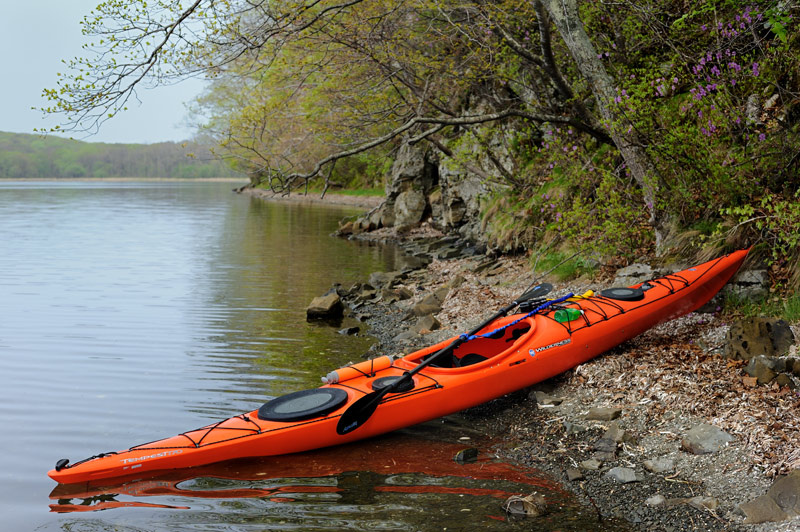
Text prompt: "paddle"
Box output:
[[335, 283, 554, 435]]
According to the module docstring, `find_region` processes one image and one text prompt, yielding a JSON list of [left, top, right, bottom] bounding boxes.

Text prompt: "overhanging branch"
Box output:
[[276, 108, 611, 188]]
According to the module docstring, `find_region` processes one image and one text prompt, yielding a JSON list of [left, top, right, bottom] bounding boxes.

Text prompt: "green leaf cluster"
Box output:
[[480, 1, 800, 279]]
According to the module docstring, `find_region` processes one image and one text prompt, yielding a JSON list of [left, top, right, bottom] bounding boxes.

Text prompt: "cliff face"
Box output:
[[343, 137, 506, 245]]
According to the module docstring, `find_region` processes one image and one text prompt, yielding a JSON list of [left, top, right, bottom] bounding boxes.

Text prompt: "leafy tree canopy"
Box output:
[[44, 1, 800, 282]]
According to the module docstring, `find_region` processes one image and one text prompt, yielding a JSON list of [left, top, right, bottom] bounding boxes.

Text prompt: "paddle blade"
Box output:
[[336, 390, 383, 435], [517, 283, 552, 303]]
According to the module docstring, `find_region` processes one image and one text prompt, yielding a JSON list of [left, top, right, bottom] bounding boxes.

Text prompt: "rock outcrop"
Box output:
[[339, 138, 490, 243], [724, 317, 795, 360]]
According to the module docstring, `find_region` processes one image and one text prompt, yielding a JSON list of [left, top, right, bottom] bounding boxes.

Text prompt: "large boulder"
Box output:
[[723, 317, 796, 361], [437, 157, 488, 241], [393, 189, 428, 231], [724, 269, 771, 300], [388, 142, 437, 191], [739, 469, 800, 524], [383, 142, 439, 231], [306, 292, 344, 320]]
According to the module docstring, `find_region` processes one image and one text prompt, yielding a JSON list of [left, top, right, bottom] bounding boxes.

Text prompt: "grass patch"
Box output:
[[723, 291, 800, 323], [532, 250, 597, 281], [781, 294, 800, 322]]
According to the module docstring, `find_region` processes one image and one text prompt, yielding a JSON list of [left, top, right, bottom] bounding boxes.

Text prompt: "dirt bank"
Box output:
[[239, 186, 384, 209]]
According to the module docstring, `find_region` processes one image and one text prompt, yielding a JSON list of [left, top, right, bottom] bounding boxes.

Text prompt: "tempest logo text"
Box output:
[[121, 450, 183, 464]]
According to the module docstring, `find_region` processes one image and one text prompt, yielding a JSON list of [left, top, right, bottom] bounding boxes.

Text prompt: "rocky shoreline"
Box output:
[[308, 224, 800, 532], [247, 188, 799, 530]]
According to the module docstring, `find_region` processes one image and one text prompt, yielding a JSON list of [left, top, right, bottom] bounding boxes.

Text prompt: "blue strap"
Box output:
[[460, 293, 574, 342]]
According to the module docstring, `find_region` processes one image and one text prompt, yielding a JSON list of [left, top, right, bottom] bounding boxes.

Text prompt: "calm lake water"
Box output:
[[0, 180, 618, 531]]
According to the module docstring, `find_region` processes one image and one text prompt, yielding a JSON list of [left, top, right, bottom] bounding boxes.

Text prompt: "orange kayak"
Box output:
[[49, 249, 748, 484]]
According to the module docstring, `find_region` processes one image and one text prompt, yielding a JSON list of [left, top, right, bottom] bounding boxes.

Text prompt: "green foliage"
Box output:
[[716, 190, 800, 285], [765, 5, 792, 42], [723, 289, 800, 322], [478, 0, 800, 275], [532, 250, 598, 281], [0, 131, 238, 178]]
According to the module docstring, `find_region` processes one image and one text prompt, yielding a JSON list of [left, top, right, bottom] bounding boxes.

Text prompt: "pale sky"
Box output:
[[0, 1, 206, 144]]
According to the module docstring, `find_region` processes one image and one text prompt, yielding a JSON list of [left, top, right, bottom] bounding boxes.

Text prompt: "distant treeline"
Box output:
[[0, 131, 240, 178]]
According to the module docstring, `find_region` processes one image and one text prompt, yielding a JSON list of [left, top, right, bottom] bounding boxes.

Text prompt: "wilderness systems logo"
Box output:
[[121, 449, 183, 465], [529, 338, 571, 356]]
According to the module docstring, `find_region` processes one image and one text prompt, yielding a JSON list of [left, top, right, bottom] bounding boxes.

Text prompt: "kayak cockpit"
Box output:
[[402, 317, 536, 370]]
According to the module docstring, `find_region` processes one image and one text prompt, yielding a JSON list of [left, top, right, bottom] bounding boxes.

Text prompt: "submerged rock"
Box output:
[[454, 447, 479, 464], [307, 292, 344, 320], [502, 492, 548, 517]]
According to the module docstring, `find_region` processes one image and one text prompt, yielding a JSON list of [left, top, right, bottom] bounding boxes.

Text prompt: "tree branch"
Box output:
[[273, 107, 610, 189]]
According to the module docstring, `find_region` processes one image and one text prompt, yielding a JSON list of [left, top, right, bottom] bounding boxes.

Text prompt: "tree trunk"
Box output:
[[537, 0, 675, 252]]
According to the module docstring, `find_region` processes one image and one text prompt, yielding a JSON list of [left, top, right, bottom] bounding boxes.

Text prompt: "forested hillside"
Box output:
[[41, 0, 800, 282], [0, 131, 239, 178]]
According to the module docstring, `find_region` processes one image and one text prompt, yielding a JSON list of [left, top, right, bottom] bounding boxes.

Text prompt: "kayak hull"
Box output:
[[49, 249, 748, 484]]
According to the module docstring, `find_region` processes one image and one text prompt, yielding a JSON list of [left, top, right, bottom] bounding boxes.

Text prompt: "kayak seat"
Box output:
[[506, 326, 531, 342], [422, 348, 456, 368], [453, 353, 488, 367]]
